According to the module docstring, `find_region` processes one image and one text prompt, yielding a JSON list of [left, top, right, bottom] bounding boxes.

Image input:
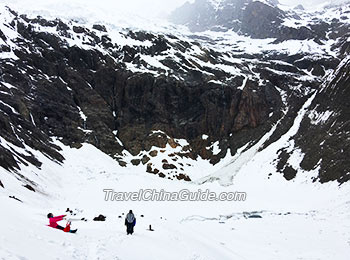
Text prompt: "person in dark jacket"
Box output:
[[125, 210, 136, 235]]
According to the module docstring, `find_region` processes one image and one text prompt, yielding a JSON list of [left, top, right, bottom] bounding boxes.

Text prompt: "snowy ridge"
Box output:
[[253, 0, 279, 7], [0, 2, 343, 85]]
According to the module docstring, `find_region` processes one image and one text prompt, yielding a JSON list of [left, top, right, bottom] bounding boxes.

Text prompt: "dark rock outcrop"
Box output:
[[9, 195, 23, 202], [24, 184, 35, 192], [294, 57, 350, 184], [93, 214, 106, 221], [248, 215, 262, 218]]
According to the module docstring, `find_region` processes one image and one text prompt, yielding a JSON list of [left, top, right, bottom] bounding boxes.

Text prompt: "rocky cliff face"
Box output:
[[292, 57, 350, 184], [0, 1, 349, 183]]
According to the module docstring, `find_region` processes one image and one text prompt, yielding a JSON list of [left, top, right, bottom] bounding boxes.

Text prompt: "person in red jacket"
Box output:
[[47, 213, 77, 233]]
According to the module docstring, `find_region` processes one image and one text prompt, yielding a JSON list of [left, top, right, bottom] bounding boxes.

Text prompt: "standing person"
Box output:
[[125, 210, 136, 235]]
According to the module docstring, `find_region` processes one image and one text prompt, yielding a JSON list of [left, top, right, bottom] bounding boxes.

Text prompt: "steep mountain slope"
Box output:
[[293, 56, 350, 183], [197, 55, 350, 186], [0, 0, 349, 186]]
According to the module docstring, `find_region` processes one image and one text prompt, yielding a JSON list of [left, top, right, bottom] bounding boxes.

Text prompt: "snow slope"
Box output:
[[1, 138, 350, 259]]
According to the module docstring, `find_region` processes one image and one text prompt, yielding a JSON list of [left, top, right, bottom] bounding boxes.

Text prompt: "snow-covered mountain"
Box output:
[[170, 0, 350, 39], [0, 0, 350, 259], [0, 0, 349, 183]]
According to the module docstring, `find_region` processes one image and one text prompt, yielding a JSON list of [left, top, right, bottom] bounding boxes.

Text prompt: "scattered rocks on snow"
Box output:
[[131, 159, 141, 166], [149, 150, 158, 157], [23, 184, 35, 192], [162, 163, 177, 170], [72, 26, 86, 34], [248, 215, 262, 219], [118, 161, 127, 167], [92, 24, 107, 32], [243, 211, 264, 219], [93, 214, 106, 221], [176, 173, 191, 181], [9, 196, 23, 202], [141, 155, 150, 165]]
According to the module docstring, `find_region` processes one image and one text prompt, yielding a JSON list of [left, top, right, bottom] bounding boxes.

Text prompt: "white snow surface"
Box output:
[[0, 131, 350, 259]]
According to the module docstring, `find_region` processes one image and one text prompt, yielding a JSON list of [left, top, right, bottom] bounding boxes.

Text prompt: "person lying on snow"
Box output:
[[125, 210, 136, 235], [47, 213, 77, 233]]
